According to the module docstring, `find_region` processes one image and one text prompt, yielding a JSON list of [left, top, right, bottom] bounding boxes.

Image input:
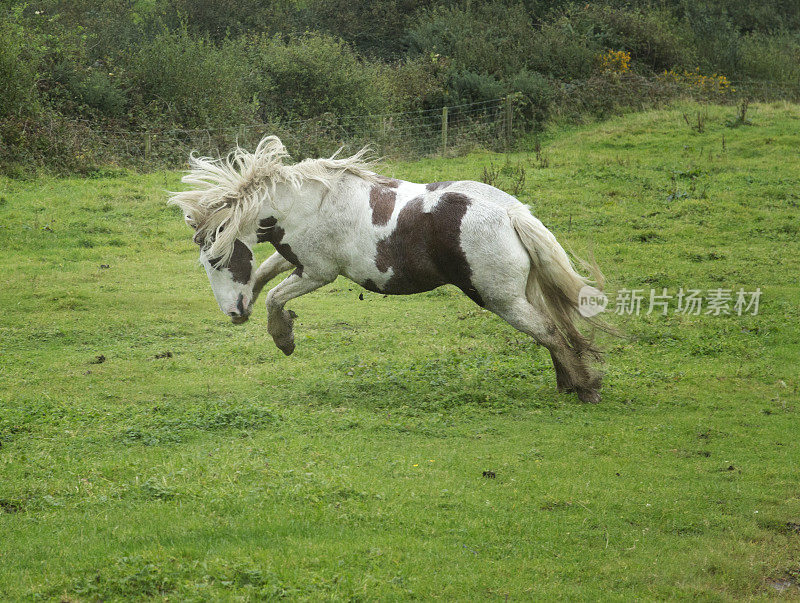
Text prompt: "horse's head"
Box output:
[[170, 137, 292, 323], [188, 215, 257, 323]]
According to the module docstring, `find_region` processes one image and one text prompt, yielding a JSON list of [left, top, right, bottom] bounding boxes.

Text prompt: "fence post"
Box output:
[[441, 106, 448, 156], [505, 96, 514, 150], [143, 132, 152, 159]]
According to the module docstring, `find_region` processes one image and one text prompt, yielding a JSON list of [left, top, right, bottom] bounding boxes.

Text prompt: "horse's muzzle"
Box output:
[[228, 293, 250, 323]]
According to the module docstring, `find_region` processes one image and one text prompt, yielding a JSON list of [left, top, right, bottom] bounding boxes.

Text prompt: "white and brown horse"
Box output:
[[170, 136, 606, 402]]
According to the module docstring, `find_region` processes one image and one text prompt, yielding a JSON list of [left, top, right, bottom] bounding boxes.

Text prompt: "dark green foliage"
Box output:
[[0, 18, 41, 118], [684, 5, 743, 76], [306, 0, 427, 58], [382, 55, 448, 111], [445, 70, 507, 105], [407, 3, 535, 77], [47, 64, 128, 117], [560, 4, 695, 72], [508, 71, 555, 123], [738, 32, 800, 84], [75, 71, 127, 116], [161, 0, 296, 41], [671, 0, 800, 39], [245, 33, 392, 121], [523, 17, 598, 80], [127, 28, 254, 127]]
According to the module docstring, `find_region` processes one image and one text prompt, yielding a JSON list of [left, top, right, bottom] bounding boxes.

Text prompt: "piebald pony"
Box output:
[[170, 136, 606, 402]]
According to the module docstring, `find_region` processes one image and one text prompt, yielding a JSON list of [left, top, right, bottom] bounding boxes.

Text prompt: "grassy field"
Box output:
[[1, 102, 799, 600]]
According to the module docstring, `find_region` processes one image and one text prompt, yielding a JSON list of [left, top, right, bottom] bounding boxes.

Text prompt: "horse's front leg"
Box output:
[[250, 252, 295, 309], [265, 271, 331, 356]]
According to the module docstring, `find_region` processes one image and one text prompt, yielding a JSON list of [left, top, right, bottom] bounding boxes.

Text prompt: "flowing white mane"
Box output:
[[169, 135, 380, 263]]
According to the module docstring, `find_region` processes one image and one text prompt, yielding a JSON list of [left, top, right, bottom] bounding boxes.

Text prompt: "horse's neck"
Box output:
[[261, 180, 328, 225]]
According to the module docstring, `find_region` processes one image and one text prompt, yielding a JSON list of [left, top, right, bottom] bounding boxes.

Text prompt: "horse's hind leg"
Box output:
[[550, 352, 575, 393], [490, 296, 602, 403]]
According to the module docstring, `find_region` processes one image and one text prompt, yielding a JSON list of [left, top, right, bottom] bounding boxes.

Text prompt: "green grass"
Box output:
[[1, 102, 799, 600]]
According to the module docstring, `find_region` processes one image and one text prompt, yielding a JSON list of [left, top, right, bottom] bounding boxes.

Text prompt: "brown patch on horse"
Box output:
[[380, 178, 401, 188], [210, 239, 253, 284], [361, 278, 382, 293], [369, 185, 396, 226], [373, 192, 483, 305], [256, 217, 303, 276], [256, 217, 278, 243], [426, 181, 455, 192]]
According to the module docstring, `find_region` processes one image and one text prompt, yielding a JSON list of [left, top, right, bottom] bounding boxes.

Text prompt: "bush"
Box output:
[[382, 55, 448, 112], [245, 33, 393, 121], [524, 17, 598, 80], [669, 0, 800, 38], [682, 7, 742, 77], [562, 4, 695, 73], [161, 0, 296, 42], [45, 60, 128, 118], [444, 70, 507, 106], [0, 18, 41, 119], [74, 70, 127, 116], [407, 3, 534, 77], [738, 32, 800, 85], [127, 29, 254, 128], [508, 71, 555, 123], [305, 0, 425, 58]]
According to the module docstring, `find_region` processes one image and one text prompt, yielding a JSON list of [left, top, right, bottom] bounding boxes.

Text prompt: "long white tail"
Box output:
[[507, 204, 605, 357]]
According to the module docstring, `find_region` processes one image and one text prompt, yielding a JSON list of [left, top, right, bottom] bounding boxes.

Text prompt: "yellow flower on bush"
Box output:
[[662, 67, 732, 94], [597, 49, 631, 74]]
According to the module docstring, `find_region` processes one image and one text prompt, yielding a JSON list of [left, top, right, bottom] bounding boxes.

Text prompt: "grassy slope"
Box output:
[[0, 102, 798, 600]]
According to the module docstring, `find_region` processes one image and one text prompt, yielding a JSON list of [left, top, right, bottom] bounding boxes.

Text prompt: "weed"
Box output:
[[726, 99, 753, 128], [683, 108, 708, 133]]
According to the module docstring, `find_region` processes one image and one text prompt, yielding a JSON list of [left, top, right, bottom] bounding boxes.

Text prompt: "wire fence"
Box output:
[[90, 97, 509, 167], [553, 73, 800, 120], [8, 74, 800, 171]]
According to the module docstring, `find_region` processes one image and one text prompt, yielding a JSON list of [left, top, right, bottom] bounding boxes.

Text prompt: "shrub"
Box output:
[[161, 0, 296, 42], [245, 33, 393, 121], [597, 50, 632, 75], [524, 17, 598, 80], [738, 32, 800, 86], [671, 0, 800, 38], [555, 72, 681, 121], [507, 71, 555, 124], [562, 4, 695, 73], [406, 3, 534, 77], [305, 0, 426, 58], [662, 67, 734, 97], [0, 17, 41, 118], [382, 55, 448, 112], [444, 70, 507, 106], [682, 7, 742, 77], [126, 29, 254, 128], [74, 70, 127, 116], [45, 60, 128, 118]]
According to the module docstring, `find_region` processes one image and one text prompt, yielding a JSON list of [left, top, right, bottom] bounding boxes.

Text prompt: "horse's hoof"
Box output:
[[576, 388, 601, 404]]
